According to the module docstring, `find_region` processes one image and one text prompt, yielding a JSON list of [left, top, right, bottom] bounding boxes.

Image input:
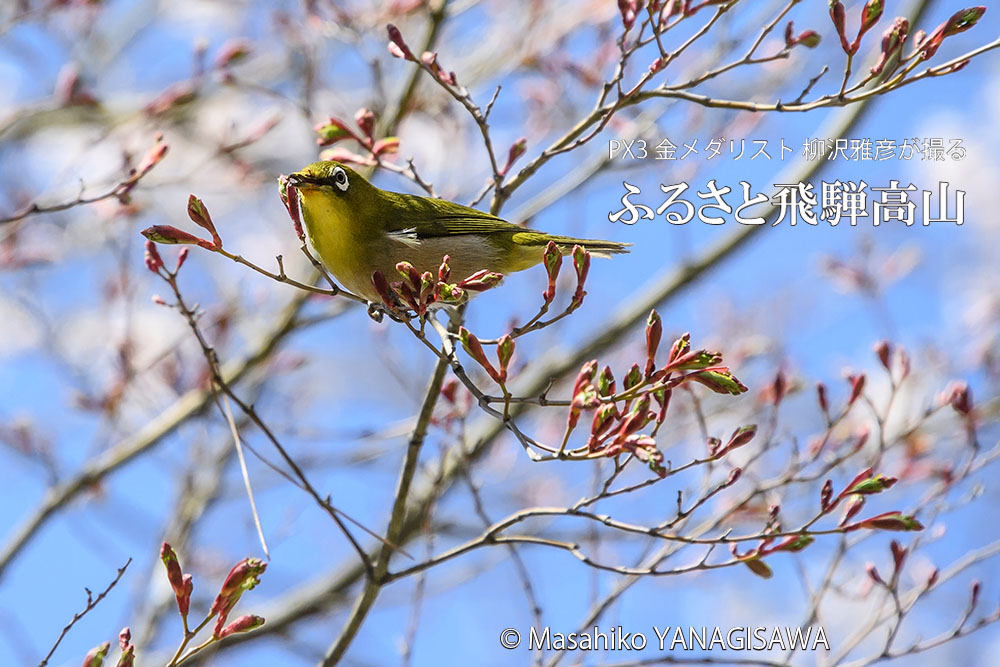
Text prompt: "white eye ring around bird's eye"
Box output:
[[333, 167, 349, 192]]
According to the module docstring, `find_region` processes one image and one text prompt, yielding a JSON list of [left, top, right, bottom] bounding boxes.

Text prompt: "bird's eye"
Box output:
[[332, 167, 349, 192]]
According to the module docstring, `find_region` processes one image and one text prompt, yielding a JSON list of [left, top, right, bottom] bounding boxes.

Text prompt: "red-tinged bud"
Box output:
[[187, 194, 222, 248], [866, 562, 883, 585], [420, 51, 456, 85], [857, 0, 884, 43], [597, 366, 616, 397], [668, 333, 690, 364], [117, 646, 135, 667], [215, 38, 252, 69], [648, 56, 666, 73], [320, 147, 376, 166], [497, 335, 514, 382], [796, 30, 821, 48], [847, 373, 866, 406], [83, 641, 110, 667], [210, 558, 266, 616], [136, 141, 168, 178], [773, 534, 814, 553], [573, 360, 598, 397], [838, 494, 866, 526], [784, 20, 795, 47], [144, 81, 197, 116], [926, 568, 939, 588], [437, 255, 451, 284], [821, 479, 834, 511], [623, 363, 642, 391], [890, 540, 907, 573], [371, 271, 394, 309], [435, 282, 464, 302], [645, 310, 662, 378], [118, 628, 131, 651], [849, 511, 924, 532], [458, 270, 504, 292], [387, 24, 414, 60], [55, 63, 97, 106], [725, 424, 757, 451], [817, 381, 829, 415], [141, 226, 216, 250], [395, 261, 421, 291], [971, 580, 981, 608], [741, 557, 773, 579], [314, 118, 354, 146], [669, 349, 723, 373], [373, 136, 400, 156], [177, 574, 192, 617], [354, 108, 375, 139], [441, 378, 458, 404], [283, 183, 304, 241], [618, 0, 638, 31], [615, 394, 651, 442], [691, 367, 748, 396], [502, 137, 527, 176], [872, 18, 909, 75], [944, 7, 986, 37], [726, 467, 742, 485], [589, 404, 618, 449], [144, 240, 163, 273], [418, 271, 435, 307], [175, 247, 189, 272], [847, 473, 897, 496], [159, 542, 185, 597], [572, 245, 590, 294], [706, 437, 722, 457], [897, 347, 911, 380], [542, 241, 560, 302], [874, 340, 892, 371], [841, 467, 873, 493], [459, 327, 501, 383], [829, 1, 852, 54], [768, 370, 787, 406], [919, 26, 947, 60], [152, 295, 167, 306], [216, 614, 265, 639], [913, 29, 927, 51], [942, 381, 972, 415]]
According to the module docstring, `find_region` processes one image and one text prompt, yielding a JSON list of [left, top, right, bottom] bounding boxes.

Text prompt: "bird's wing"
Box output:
[[385, 192, 523, 238]]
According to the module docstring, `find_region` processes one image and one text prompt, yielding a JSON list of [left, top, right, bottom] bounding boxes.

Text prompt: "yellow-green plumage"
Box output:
[[287, 161, 629, 302]]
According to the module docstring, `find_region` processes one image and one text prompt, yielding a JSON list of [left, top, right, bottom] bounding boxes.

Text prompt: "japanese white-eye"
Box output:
[[286, 161, 630, 303]]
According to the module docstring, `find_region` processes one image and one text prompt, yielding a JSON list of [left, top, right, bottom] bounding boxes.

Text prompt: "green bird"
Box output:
[[286, 161, 630, 303]]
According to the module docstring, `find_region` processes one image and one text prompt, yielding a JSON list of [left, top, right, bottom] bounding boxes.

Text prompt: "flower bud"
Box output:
[[459, 327, 500, 383], [187, 194, 222, 248], [373, 136, 400, 156], [645, 310, 662, 378], [571, 245, 590, 307], [838, 494, 866, 526], [214, 39, 252, 69], [354, 108, 375, 139], [597, 365, 616, 397], [141, 225, 216, 250], [502, 137, 527, 176], [691, 367, 748, 396], [314, 118, 353, 146], [144, 240, 163, 273], [83, 641, 110, 667], [866, 562, 883, 585], [216, 614, 266, 639], [496, 335, 515, 383], [542, 241, 560, 302], [458, 270, 504, 292], [849, 511, 925, 532], [829, 1, 852, 54], [387, 24, 414, 60], [890, 540, 907, 573], [847, 373, 866, 406]]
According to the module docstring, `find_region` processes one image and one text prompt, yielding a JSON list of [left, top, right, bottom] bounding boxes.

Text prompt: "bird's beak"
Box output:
[[287, 172, 318, 189]]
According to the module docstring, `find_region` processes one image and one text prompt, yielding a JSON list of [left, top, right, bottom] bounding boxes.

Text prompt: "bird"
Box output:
[[286, 160, 630, 303]]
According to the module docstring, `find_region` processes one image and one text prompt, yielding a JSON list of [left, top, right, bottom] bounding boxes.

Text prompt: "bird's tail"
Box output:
[[513, 232, 631, 259]]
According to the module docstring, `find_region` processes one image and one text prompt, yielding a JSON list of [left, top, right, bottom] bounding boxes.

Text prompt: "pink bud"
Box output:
[[141, 225, 216, 250], [144, 240, 163, 273], [216, 614, 265, 639], [645, 310, 662, 378], [866, 562, 883, 584], [82, 641, 110, 667], [187, 194, 222, 248], [874, 340, 892, 371], [387, 24, 414, 60], [354, 108, 375, 139], [501, 137, 527, 176], [214, 39, 252, 69], [373, 136, 400, 156]]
